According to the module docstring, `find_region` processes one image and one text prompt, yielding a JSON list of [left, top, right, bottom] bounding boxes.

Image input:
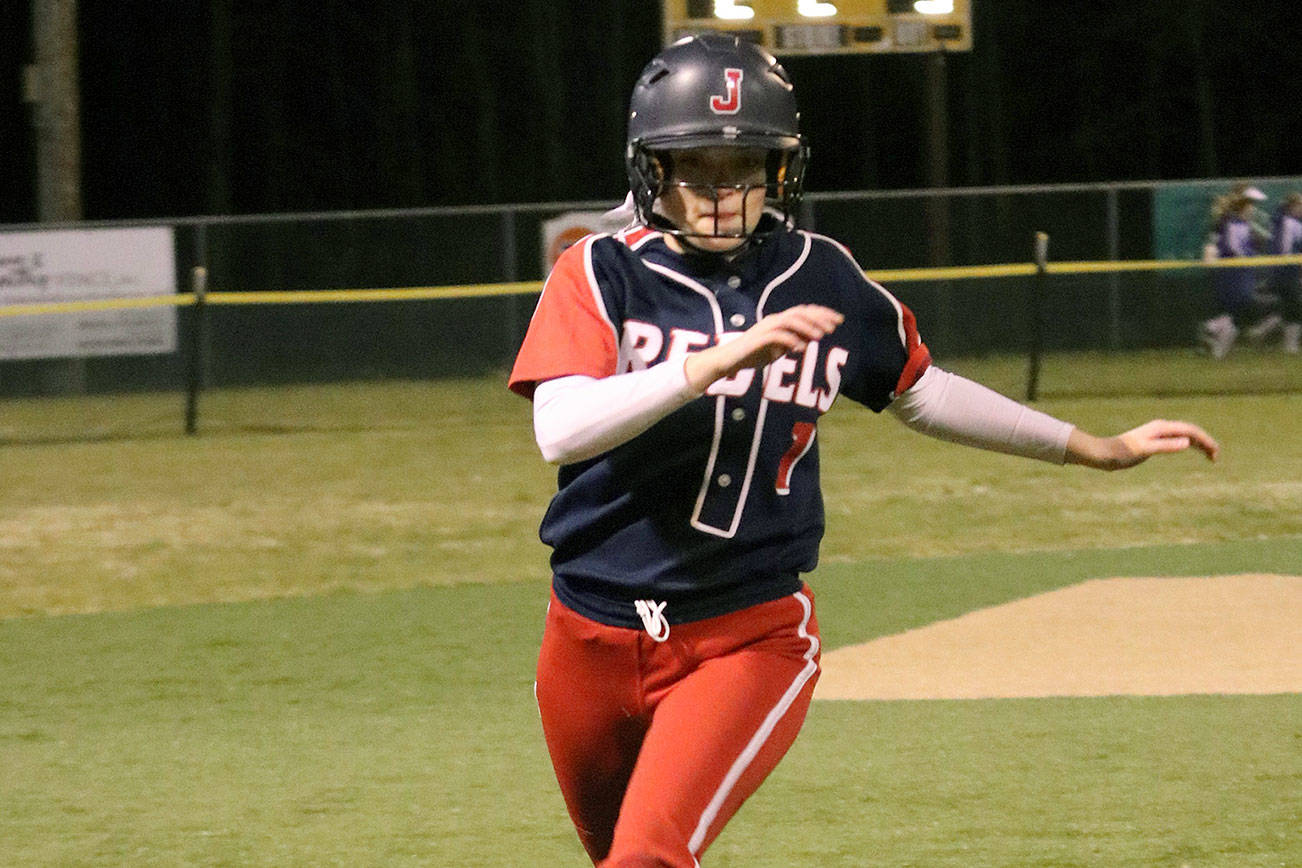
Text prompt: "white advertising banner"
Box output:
[[0, 226, 178, 360]]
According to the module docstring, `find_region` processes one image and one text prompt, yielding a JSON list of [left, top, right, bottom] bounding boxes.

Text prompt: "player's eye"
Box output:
[[672, 149, 766, 186]]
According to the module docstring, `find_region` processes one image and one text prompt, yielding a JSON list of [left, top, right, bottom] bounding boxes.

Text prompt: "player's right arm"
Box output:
[[509, 238, 621, 399], [682, 304, 844, 390], [510, 237, 697, 464], [532, 368, 697, 465], [531, 304, 844, 465]]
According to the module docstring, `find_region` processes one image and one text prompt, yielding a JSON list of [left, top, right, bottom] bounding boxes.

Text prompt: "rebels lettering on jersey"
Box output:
[[509, 224, 929, 628]]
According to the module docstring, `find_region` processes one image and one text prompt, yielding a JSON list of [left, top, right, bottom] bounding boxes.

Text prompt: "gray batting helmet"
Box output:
[[625, 33, 809, 237]]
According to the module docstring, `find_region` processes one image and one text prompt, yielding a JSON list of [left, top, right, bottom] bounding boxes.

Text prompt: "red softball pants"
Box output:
[[535, 586, 821, 868]]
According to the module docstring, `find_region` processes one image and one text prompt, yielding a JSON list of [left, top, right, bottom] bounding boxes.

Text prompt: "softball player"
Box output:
[[1270, 192, 1302, 353], [509, 34, 1219, 868], [1200, 187, 1274, 357]]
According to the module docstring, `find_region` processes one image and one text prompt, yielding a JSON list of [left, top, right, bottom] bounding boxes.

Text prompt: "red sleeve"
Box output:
[[893, 301, 932, 397], [508, 236, 620, 400]]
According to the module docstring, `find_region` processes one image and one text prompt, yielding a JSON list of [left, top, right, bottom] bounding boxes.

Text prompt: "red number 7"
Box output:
[[776, 421, 816, 495]]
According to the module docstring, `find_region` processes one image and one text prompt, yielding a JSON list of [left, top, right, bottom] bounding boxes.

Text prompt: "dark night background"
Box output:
[[2, 1, 1301, 223]]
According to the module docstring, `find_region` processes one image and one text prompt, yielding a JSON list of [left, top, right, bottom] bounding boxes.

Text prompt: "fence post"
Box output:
[[184, 266, 208, 435], [1105, 185, 1121, 349], [1026, 231, 1049, 402], [500, 209, 524, 355]]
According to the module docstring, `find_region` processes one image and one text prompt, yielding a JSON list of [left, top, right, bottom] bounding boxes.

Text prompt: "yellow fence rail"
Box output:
[[5, 254, 1302, 319]]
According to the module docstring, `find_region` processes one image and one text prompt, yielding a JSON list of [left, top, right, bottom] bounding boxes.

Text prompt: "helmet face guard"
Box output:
[[625, 34, 809, 242], [627, 140, 808, 241]]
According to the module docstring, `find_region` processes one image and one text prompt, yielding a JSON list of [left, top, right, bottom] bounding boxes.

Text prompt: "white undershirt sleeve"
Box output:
[[886, 365, 1074, 464], [532, 363, 701, 465]]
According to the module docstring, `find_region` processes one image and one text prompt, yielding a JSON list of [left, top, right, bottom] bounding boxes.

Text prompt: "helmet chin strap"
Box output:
[[680, 233, 754, 259]]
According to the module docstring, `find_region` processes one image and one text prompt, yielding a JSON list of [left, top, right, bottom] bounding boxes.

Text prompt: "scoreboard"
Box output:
[[662, 0, 972, 54]]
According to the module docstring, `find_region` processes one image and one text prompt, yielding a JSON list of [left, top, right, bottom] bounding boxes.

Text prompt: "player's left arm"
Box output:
[[1062, 420, 1219, 470], [888, 366, 1219, 469]]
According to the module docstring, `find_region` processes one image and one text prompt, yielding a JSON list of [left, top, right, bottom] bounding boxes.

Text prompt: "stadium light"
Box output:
[[667, 1, 972, 54], [797, 0, 838, 16], [714, 0, 755, 19], [887, 0, 954, 12]]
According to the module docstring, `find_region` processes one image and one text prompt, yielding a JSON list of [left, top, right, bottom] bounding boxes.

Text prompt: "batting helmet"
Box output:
[[625, 33, 809, 238]]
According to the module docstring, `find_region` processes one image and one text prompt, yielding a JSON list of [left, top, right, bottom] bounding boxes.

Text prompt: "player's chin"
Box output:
[[688, 226, 750, 253]]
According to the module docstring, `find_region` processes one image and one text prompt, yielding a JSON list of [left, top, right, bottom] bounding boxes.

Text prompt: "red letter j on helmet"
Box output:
[[709, 68, 743, 114]]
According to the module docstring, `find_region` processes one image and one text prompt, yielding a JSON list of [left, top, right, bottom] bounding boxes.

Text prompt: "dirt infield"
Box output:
[[815, 574, 1302, 700]]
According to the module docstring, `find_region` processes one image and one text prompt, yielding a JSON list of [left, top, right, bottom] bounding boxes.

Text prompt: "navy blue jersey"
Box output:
[[510, 220, 930, 628]]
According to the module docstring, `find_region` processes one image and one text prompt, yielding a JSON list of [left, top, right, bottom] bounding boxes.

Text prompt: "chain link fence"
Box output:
[[3, 178, 1300, 440]]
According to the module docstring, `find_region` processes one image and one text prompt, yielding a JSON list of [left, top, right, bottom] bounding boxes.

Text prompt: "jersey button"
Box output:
[[717, 473, 732, 488], [726, 275, 742, 289], [729, 313, 747, 328], [731, 407, 746, 421]]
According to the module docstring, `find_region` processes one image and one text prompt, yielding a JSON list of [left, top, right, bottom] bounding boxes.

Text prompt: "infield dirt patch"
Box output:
[[815, 574, 1302, 700]]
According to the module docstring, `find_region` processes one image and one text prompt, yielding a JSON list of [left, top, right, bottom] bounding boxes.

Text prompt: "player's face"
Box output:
[[659, 147, 769, 254]]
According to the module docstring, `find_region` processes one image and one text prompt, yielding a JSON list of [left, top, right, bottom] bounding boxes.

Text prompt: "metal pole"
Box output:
[[500, 210, 523, 353], [500, 210, 518, 282], [1106, 185, 1121, 349], [1026, 232, 1049, 402], [924, 49, 951, 265], [184, 266, 208, 435], [924, 49, 954, 352]]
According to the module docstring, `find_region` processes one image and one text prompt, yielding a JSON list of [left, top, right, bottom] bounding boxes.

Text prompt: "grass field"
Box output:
[[2, 355, 1300, 866]]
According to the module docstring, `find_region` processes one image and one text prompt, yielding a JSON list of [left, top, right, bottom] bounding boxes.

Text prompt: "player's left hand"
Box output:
[[1067, 419, 1220, 470]]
